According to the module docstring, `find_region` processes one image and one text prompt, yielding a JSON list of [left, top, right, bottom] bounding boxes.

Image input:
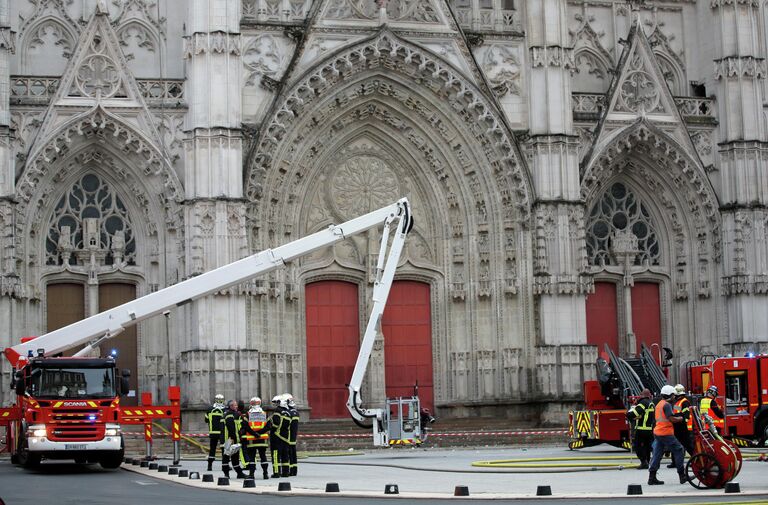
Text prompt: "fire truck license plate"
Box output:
[[65, 444, 87, 450]]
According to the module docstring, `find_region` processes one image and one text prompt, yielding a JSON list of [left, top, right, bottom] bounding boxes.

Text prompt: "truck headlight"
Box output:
[[105, 423, 121, 436], [28, 424, 46, 437]]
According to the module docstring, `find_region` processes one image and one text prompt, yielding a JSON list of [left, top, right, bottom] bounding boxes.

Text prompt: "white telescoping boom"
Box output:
[[4, 199, 414, 373], [345, 202, 417, 446]]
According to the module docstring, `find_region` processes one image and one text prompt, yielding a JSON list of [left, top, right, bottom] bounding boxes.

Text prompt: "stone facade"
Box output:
[[1, 0, 767, 425]]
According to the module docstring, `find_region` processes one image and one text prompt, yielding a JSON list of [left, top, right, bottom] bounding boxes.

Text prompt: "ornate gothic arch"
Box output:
[[582, 120, 721, 265], [245, 29, 532, 226], [15, 107, 184, 283], [19, 16, 79, 73]]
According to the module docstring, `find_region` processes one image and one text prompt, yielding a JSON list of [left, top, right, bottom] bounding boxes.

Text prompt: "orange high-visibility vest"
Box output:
[[673, 397, 692, 430], [654, 399, 674, 436], [243, 409, 269, 444]]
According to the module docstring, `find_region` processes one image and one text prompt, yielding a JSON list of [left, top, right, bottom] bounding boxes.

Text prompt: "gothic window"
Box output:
[[45, 174, 136, 266], [586, 182, 660, 267]]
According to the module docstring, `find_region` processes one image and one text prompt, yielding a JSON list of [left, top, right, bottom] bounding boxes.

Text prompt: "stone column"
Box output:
[[181, 0, 249, 409], [0, 0, 12, 197], [0, 0, 16, 406], [712, 0, 768, 343], [527, 0, 591, 402], [611, 230, 639, 356]]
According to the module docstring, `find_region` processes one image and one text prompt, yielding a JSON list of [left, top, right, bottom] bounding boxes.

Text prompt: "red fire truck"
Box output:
[[568, 344, 670, 450], [684, 354, 768, 446]]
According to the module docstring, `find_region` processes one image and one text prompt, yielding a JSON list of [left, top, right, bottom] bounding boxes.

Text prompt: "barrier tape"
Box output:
[[123, 429, 568, 439]]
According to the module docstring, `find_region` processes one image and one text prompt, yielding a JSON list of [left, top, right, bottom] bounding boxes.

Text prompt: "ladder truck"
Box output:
[[568, 344, 670, 450], [2, 198, 415, 467]]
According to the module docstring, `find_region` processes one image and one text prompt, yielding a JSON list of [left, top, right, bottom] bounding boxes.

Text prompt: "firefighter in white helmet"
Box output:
[[257, 395, 291, 477], [240, 396, 270, 479], [648, 385, 686, 486], [284, 393, 300, 476], [204, 393, 225, 471]]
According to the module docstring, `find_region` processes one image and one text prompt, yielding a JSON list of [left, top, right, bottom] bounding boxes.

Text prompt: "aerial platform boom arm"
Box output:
[[346, 202, 412, 428], [5, 199, 413, 368]]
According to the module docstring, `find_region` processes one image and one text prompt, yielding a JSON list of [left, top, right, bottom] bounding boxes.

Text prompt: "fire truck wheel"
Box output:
[[100, 451, 124, 470], [18, 441, 41, 469]]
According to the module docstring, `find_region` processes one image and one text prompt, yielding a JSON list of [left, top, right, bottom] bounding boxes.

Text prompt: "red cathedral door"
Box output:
[[631, 282, 662, 356], [382, 281, 434, 411], [305, 281, 359, 419], [586, 281, 619, 360]]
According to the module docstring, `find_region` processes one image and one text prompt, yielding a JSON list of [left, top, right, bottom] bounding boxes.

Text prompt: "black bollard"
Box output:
[[627, 484, 643, 495], [454, 486, 470, 497], [202, 473, 214, 482], [168, 467, 178, 475], [325, 483, 340, 493], [217, 477, 229, 486], [140, 461, 149, 468], [725, 482, 741, 494], [148, 463, 158, 470], [278, 482, 292, 492], [536, 485, 552, 496], [189, 472, 200, 480], [243, 479, 256, 488], [178, 469, 189, 478], [384, 484, 400, 495], [157, 465, 168, 472]]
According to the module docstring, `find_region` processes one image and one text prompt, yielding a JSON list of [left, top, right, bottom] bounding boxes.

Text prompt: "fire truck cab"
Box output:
[[685, 354, 768, 446]]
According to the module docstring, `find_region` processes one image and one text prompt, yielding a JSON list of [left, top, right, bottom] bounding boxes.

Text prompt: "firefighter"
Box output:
[[221, 399, 247, 479], [667, 384, 694, 467], [626, 388, 654, 469], [204, 393, 225, 471], [242, 396, 270, 480], [700, 385, 725, 432], [285, 393, 300, 476], [263, 394, 291, 478], [648, 385, 687, 485]]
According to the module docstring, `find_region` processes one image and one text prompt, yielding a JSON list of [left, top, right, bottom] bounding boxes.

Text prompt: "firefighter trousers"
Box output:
[[207, 435, 220, 466], [633, 429, 653, 466], [288, 444, 298, 475], [244, 445, 269, 477], [270, 439, 290, 477], [222, 448, 246, 477]]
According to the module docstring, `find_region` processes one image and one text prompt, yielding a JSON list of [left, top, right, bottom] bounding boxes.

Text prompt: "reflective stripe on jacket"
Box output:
[[205, 407, 224, 435], [700, 397, 724, 428]]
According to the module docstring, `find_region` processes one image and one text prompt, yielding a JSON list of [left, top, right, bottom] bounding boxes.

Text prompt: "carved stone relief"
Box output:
[[243, 35, 284, 87], [481, 44, 521, 97], [324, 0, 439, 22]]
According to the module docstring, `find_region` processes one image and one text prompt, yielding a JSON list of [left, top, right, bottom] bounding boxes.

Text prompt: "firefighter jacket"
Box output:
[[242, 407, 269, 448], [223, 408, 244, 444], [673, 396, 691, 432], [204, 404, 224, 436], [255, 407, 291, 444], [700, 396, 724, 429], [627, 398, 654, 431], [287, 406, 299, 446]]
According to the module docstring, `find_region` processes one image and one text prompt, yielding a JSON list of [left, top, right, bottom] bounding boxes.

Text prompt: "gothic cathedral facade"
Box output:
[[0, 0, 766, 423]]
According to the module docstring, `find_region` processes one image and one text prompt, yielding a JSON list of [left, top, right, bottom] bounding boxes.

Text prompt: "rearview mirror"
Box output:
[[14, 371, 24, 395], [119, 369, 130, 396]]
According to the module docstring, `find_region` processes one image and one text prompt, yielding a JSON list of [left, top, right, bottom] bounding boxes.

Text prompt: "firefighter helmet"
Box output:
[[214, 393, 224, 402], [271, 395, 282, 406], [706, 385, 719, 396], [250, 396, 261, 406], [660, 385, 676, 397], [674, 384, 685, 395]]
